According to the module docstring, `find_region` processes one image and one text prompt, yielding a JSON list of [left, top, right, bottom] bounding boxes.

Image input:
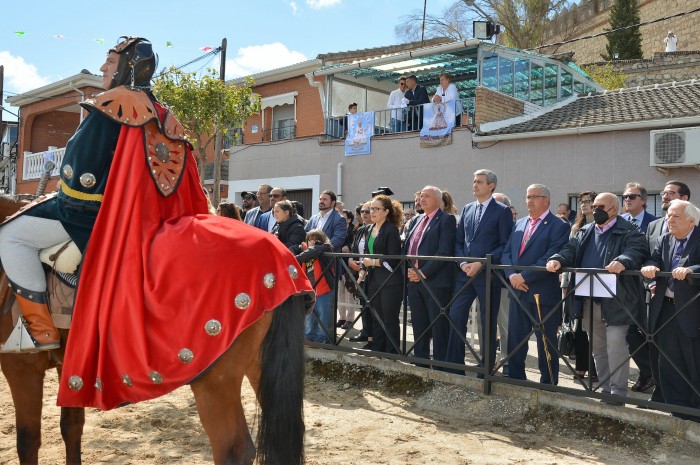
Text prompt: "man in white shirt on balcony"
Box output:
[[387, 76, 407, 133]]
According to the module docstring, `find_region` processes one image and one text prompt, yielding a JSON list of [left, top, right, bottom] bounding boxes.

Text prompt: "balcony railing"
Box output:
[[22, 146, 64, 180], [262, 123, 296, 142], [324, 97, 476, 140]]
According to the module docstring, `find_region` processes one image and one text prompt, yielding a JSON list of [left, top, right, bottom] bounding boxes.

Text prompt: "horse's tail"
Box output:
[[257, 294, 308, 465]]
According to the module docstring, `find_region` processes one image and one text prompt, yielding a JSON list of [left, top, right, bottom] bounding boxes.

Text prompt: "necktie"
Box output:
[[668, 238, 687, 292], [519, 217, 541, 257], [408, 215, 429, 258], [473, 203, 483, 235], [631, 218, 640, 229]]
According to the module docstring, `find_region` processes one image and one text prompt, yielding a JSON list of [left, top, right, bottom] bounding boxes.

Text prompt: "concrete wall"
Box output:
[[228, 126, 700, 218]]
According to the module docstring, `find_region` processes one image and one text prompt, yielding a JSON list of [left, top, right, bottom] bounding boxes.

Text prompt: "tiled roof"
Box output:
[[479, 80, 700, 136], [316, 37, 451, 65]]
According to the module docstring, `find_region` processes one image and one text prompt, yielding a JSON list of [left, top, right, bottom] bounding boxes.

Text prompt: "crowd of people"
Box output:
[[217, 174, 699, 420]]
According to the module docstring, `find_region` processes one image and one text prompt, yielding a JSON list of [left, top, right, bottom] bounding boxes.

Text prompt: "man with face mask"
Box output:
[[546, 192, 648, 403]]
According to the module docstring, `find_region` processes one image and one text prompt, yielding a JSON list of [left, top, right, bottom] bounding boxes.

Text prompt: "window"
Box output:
[[498, 57, 514, 96], [514, 58, 530, 101], [530, 63, 544, 106], [482, 54, 498, 90]]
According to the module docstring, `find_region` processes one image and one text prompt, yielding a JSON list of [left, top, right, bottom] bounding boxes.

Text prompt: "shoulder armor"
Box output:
[[83, 87, 191, 198]]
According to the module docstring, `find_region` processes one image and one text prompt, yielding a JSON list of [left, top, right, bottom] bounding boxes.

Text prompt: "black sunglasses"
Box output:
[[621, 194, 640, 200], [360, 209, 370, 214]]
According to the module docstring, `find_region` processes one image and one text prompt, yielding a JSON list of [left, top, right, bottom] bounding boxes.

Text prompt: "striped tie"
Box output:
[[473, 203, 483, 234]]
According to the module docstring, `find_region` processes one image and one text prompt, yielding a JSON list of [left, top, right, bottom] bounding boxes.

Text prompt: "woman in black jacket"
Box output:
[[361, 194, 403, 353], [272, 200, 306, 250]]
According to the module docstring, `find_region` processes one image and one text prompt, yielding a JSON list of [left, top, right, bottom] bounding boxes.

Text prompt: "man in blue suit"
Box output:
[[404, 186, 456, 366], [502, 184, 570, 384], [445, 169, 513, 375], [641, 199, 700, 421], [305, 189, 347, 252], [620, 181, 658, 393], [621, 182, 657, 233], [255, 187, 287, 232]]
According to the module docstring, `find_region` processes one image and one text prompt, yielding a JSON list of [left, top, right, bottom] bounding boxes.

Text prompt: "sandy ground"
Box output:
[[1, 358, 699, 465]]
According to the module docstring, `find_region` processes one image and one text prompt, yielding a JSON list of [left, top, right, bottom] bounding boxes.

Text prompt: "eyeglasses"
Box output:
[[525, 195, 547, 200], [404, 213, 415, 217], [399, 82, 406, 86], [580, 199, 593, 205], [621, 194, 640, 200], [591, 204, 606, 210], [360, 209, 370, 214], [661, 190, 680, 197], [270, 194, 283, 199], [369, 207, 384, 212]]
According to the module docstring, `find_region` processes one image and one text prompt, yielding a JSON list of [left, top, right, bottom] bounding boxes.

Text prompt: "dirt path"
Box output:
[[1, 359, 698, 465]]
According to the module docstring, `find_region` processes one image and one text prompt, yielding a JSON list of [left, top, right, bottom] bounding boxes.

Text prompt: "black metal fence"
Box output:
[[302, 252, 700, 421]]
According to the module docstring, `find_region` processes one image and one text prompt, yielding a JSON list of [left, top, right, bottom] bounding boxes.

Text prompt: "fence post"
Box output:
[[483, 254, 493, 395]]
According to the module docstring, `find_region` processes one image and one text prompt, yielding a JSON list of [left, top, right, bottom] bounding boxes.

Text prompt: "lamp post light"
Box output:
[[612, 51, 620, 60]]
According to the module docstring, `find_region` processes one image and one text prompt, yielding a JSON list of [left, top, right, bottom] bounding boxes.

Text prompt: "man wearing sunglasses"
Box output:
[[620, 182, 657, 233], [257, 187, 288, 232], [387, 76, 407, 133]]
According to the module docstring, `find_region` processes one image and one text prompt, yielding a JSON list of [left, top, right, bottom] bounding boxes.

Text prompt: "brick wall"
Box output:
[[543, 0, 699, 65], [475, 87, 525, 129], [242, 75, 326, 144]]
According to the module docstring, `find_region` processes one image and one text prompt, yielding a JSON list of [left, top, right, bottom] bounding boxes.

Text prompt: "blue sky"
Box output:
[[1, 0, 455, 121]]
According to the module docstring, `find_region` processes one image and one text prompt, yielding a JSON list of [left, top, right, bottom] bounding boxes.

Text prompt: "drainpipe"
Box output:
[[69, 82, 85, 122], [337, 162, 343, 202], [306, 72, 326, 118]]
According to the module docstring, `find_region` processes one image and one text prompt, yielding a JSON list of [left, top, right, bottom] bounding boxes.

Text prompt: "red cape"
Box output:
[[57, 111, 312, 410]]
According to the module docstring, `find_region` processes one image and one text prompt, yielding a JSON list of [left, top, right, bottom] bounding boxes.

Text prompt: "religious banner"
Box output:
[[419, 102, 455, 148], [345, 112, 374, 156]]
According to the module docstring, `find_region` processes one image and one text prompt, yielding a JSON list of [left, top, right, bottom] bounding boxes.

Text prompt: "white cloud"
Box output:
[[305, 0, 341, 9], [0, 51, 50, 94], [289, 1, 299, 15], [226, 43, 308, 78]]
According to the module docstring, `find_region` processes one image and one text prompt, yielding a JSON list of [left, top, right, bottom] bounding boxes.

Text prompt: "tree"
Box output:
[[152, 68, 260, 205], [582, 63, 628, 90], [603, 0, 643, 61], [394, 0, 571, 50]]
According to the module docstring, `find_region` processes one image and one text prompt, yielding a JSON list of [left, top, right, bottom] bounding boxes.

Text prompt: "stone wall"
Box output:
[[542, 0, 699, 64], [586, 51, 700, 87]]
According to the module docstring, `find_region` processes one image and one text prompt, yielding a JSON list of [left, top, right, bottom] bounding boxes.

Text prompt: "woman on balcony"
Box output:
[[432, 73, 463, 125]]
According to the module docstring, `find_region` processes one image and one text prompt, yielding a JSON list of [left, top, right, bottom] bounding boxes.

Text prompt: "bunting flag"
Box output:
[[5, 31, 210, 52], [95, 38, 105, 44], [54, 34, 65, 39], [14, 31, 25, 37], [200, 46, 213, 52], [345, 112, 374, 156], [166, 41, 174, 48]]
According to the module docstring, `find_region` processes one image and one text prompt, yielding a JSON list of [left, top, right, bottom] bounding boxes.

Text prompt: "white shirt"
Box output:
[[387, 88, 405, 120], [433, 83, 462, 114], [622, 211, 645, 227], [317, 209, 331, 231], [664, 35, 678, 52]]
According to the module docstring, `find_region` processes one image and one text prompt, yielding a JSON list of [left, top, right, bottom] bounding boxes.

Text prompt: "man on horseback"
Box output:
[[0, 37, 155, 351]]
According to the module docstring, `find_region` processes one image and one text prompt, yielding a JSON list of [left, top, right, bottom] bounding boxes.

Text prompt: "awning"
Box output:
[[261, 91, 298, 110]]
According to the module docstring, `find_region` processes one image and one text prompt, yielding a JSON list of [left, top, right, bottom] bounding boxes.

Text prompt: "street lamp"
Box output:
[[612, 51, 620, 60]]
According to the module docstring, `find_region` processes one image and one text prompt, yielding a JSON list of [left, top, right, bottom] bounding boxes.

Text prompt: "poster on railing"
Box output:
[[345, 112, 374, 156], [419, 102, 455, 148]]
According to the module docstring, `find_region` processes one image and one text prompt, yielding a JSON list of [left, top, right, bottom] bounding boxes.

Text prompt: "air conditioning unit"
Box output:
[[650, 127, 700, 167]]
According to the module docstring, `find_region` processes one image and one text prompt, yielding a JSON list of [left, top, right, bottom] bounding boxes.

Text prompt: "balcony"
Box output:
[[22, 146, 64, 180], [324, 98, 475, 140], [262, 123, 296, 142]]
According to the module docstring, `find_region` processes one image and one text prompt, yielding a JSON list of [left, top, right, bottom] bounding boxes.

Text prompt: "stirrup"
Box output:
[[0, 317, 59, 353]]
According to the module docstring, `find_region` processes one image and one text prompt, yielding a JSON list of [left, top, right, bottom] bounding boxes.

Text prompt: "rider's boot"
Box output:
[[11, 282, 60, 351]]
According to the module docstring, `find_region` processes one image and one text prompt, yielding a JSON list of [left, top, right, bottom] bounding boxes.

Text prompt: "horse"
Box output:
[[0, 194, 307, 465]]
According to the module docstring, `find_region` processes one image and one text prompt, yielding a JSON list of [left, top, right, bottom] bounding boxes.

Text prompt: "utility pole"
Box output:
[[212, 38, 227, 206]]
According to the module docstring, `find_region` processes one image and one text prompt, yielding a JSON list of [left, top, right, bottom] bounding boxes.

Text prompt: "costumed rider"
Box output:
[[0, 37, 156, 352]]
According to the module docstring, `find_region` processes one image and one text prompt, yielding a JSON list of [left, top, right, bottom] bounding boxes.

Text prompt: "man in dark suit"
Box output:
[[620, 182, 657, 392], [621, 182, 657, 233], [305, 189, 347, 252], [403, 75, 430, 131], [445, 169, 513, 375], [404, 185, 456, 366], [547, 192, 648, 402], [632, 181, 691, 399], [502, 184, 570, 384], [641, 199, 700, 421]]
